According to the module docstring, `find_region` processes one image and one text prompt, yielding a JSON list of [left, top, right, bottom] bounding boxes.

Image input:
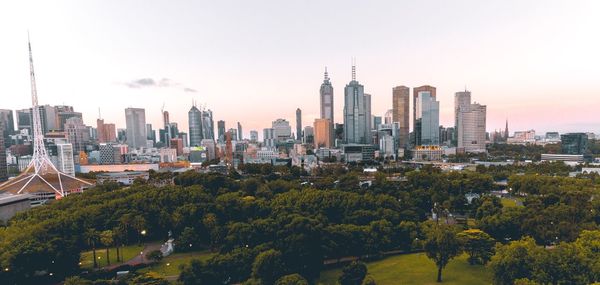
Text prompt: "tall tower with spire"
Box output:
[[343, 61, 369, 144], [504, 119, 509, 141], [0, 36, 92, 198]]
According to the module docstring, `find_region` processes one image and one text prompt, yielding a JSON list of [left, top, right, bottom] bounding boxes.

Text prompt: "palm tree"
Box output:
[[85, 229, 100, 268], [113, 226, 126, 262], [100, 230, 114, 265]]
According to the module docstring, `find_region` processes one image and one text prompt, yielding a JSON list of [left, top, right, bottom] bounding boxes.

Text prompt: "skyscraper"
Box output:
[[16, 108, 32, 135], [392, 86, 410, 148], [201, 109, 214, 141], [64, 117, 90, 154], [454, 90, 472, 145], [146, 124, 156, 144], [415, 91, 440, 146], [457, 103, 487, 153], [188, 105, 202, 146], [0, 121, 6, 181], [314, 119, 332, 148], [343, 63, 369, 144], [413, 85, 437, 146], [124, 108, 146, 149], [97, 119, 116, 143], [272, 119, 291, 141], [320, 67, 334, 123], [296, 108, 302, 141], [237, 122, 243, 141], [0, 109, 15, 147], [250, 130, 258, 142], [364, 93, 372, 132], [263, 128, 275, 148], [217, 120, 226, 143]]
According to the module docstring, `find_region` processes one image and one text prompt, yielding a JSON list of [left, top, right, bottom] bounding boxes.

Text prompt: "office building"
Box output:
[[454, 90, 471, 143], [272, 119, 292, 141], [343, 64, 370, 144], [414, 88, 439, 146], [296, 108, 302, 141], [202, 110, 214, 141], [97, 119, 116, 143], [146, 124, 155, 144], [237, 122, 243, 141], [561, 133, 588, 155], [124, 108, 146, 149], [320, 67, 334, 124], [392, 86, 410, 148], [170, 138, 184, 156], [0, 110, 15, 147], [228, 128, 238, 142], [457, 103, 486, 153], [413, 85, 437, 146], [56, 143, 75, 176], [188, 105, 202, 146], [16, 109, 32, 135], [64, 117, 90, 154], [0, 122, 6, 181], [179, 132, 188, 148], [250, 130, 258, 142], [314, 118, 332, 148], [201, 139, 217, 160], [217, 120, 226, 143], [263, 128, 276, 148], [303, 126, 314, 144]]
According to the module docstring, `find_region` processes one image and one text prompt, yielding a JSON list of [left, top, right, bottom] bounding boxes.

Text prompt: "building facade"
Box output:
[[415, 90, 440, 146], [314, 118, 332, 148], [125, 108, 146, 149], [343, 65, 370, 144], [392, 86, 410, 148], [188, 105, 202, 146]]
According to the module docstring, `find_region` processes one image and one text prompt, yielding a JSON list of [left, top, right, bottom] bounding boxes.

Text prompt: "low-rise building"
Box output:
[[96, 171, 149, 185]]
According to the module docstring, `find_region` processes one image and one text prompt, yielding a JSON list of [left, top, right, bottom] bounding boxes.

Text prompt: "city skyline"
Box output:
[[1, 1, 600, 135]]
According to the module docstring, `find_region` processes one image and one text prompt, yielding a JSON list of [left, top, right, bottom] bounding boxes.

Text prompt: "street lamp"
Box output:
[[140, 251, 144, 263]]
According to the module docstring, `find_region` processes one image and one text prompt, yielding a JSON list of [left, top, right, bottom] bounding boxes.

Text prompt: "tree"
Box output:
[[488, 237, 541, 285], [178, 227, 201, 252], [146, 250, 163, 263], [100, 230, 114, 265], [64, 276, 93, 285], [361, 276, 377, 285], [457, 229, 495, 265], [84, 229, 100, 268], [274, 274, 309, 285], [424, 225, 462, 283], [252, 249, 285, 285], [339, 261, 368, 285]]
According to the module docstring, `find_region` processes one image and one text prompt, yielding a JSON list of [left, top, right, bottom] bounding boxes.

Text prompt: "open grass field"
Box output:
[[317, 253, 492, 285], [80, 245, 144, 269], [138, 250, 216, 277]]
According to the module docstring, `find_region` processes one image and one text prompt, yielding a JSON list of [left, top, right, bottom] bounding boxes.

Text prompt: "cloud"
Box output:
[[123, 77, 195, 91]]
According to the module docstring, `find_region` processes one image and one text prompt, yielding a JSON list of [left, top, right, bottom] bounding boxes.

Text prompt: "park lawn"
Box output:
[[317, 253, 492, 285], [80, 245, 144, 269], [138, 250, 216, 277], [500, 197, 517, 208]]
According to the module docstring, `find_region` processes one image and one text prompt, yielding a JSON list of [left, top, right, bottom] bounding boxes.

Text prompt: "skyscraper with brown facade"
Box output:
[[392, 86, 410, 148]]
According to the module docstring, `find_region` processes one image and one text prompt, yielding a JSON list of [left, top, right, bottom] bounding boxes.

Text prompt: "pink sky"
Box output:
[[1, 0, 599, 138]]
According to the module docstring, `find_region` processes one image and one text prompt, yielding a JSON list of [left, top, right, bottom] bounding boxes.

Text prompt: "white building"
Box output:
[[457, 103, 486, 153], [56, 143, 75, 176]]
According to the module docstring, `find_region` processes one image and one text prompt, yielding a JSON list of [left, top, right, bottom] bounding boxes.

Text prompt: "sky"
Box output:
[[1, 0, 599, 139]]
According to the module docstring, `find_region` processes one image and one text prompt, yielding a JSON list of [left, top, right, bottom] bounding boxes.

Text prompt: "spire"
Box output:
[[351, 57, 356, 81], [324, 66, 329, 81]]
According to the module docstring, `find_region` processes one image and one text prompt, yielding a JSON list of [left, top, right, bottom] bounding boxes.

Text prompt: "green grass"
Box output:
[[138, 250, 216, 277], [80, 245, 144, 269], [500, 197, 517, 208], [317, 253, 492, 285]]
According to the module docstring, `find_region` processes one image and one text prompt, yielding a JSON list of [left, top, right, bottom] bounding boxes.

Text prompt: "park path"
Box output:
[[105, 242, 162, 270]]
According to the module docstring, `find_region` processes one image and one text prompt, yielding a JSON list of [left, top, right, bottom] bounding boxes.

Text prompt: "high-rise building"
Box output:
[[457, 104, 486, 152], [217, 120, 226, 143], [179, 132, 188, 148], [188, 105, 202, 146], [56, 143, 75, 176], [0, 121, 6, 181], [146, 124, 155, 144], [57, 110, 82, 131], [64, 117, 90, 154], [97, 119, 116, 143], [228, 128, 238, 142], [454, 90, 471, 145], [392, 86, 410, 148], [343, 63, 369, 144], [263, 128, 276, 148], [303, 126, 314, 144], [250, 130, 258, 142], [237, 122, 243, 141], [124, 107, 146, 149], [561, 133, 588, 155], [364, 93, 372, 132], [170, 138, 184, 156], [272, 119, 292, 141], [413, 85, 437, 146], [0, 109, 15, 147], [16, 108, 32, 135], [415, 90, 440, 146], [296, 108, 302, 141], [320, 67, 334, 124], [202, 110, 214, 141], [314, 119, 332, 148]]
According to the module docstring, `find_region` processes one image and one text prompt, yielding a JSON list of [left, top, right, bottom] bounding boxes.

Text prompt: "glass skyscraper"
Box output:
[[188, 105, 202, 146], [343, 65, 370, 144], [416, 91, 440, 146]]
